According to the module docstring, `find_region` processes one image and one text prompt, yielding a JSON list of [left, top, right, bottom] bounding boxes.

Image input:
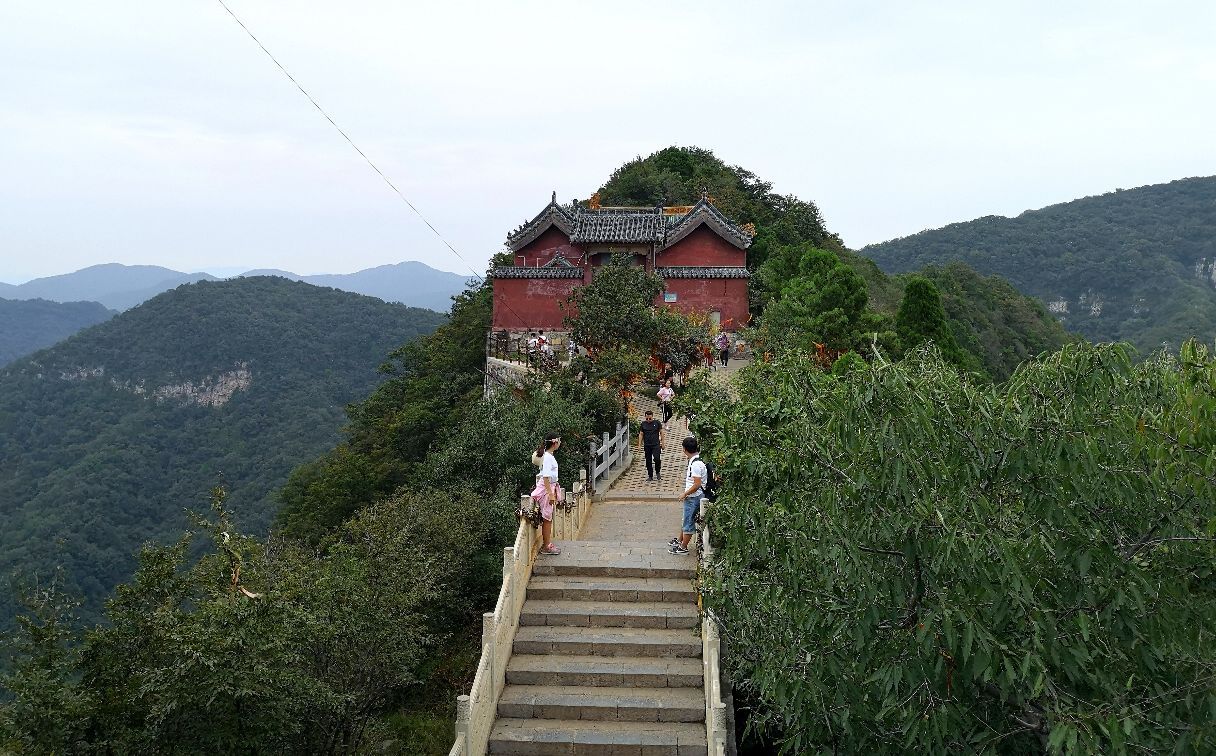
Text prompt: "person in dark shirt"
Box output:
[[638, 410, 665, 481]]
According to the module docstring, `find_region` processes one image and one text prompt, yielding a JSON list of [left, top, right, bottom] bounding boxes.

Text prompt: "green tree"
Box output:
[[684, 341, 1216, 754], [896, 275, 978, 372], [756, 247, 887, 354], [4, 485, 490, 754], [562, 254, 664, 354], [0, 575, 91, 752]]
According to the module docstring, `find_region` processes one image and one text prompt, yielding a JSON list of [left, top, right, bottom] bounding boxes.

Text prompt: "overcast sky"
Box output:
[[2, 1, 1213, 283]]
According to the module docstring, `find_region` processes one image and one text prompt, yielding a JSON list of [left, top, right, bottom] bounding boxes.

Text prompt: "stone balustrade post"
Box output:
[[503, 547, 516, 614], [711, 702, 728, 753], [483, 612, 497, 693], [454, 694, 471, 756]]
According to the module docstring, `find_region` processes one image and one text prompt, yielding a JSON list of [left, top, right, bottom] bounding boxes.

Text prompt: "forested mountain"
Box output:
[[5, 260, 470, 313], [861, 176, 1216, 352], [0, 298, 114, 366], [597, 147, 1071, 379], [0, 277, 446, 623]]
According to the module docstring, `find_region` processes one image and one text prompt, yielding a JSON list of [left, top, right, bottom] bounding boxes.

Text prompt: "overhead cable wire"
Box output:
[[214, 0, 490, 286]]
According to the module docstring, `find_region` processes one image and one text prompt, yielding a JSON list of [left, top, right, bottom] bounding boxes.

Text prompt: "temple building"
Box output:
[[491, 193, 753, 332]]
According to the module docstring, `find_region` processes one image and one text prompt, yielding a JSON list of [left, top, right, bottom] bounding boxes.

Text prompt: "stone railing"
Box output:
[[485, 329, 578, 366], [699, 498, 729, 755], [588, 420, 632, 495], [448, 471, 594, 756]]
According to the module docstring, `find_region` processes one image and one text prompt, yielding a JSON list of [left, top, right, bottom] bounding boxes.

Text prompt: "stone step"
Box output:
[[513, 626, 701, 658], [528, 575, 696, 604], [506, 654, 703, 688], [532, 542, 696, 580], [497, 684, 705, 723], [488, 717, 706, 755], [597, 490, 682, 503], [521, 599, 700, 629]]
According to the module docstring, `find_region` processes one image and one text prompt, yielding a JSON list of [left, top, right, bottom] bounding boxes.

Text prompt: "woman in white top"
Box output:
[[657, 380, 675, 424], [529, 432, 563, 555]]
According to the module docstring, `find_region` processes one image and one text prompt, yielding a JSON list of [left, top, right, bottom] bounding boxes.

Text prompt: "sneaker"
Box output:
[[540, 544, 562, 556], [669, 544, 689, 555], [668, 536, 680, 547], [647, 476, 653, 481]]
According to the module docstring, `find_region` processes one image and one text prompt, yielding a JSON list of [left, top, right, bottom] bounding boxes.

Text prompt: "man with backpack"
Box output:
[[670, 436, 708, 555]]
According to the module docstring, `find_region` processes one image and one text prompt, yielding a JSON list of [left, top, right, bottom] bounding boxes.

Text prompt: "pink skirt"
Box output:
[[530, 481, 555, 522]]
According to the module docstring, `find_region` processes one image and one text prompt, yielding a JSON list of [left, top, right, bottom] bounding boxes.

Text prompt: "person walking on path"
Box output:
[[715, 331, 731, 367], [657, 380, 675, 424], [669, 436, 706, 555], [530, 432, 563, 555], [638, 410, 665, 481]]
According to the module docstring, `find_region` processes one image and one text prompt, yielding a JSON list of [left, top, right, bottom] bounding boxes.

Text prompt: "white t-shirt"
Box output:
[[685, 455, 707, 496], [540, 451, 559, 484], [658, 386, 674, 402]]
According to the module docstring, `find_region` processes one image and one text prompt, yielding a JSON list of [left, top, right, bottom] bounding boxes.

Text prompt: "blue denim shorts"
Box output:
[[682, 494, 703, 534]]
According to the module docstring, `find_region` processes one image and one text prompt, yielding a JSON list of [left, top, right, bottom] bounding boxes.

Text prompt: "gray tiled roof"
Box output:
[[656, 266, 751, 279], [663, 198, 753, 250], [570, 208, 665, 244], [491, 267, 583, 279], [506, 195, 578, 251], [506, 195, 754, 252]]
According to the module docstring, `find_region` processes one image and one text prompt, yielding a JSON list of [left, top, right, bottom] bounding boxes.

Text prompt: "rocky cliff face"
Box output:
[[51, 361, 253, 406], [1195, 258, 1216, 289]]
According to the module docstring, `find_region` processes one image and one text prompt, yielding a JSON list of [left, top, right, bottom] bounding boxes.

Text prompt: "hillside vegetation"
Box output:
[[0, 298, 114, 366], [0, 277, 445, 623], [686, 341, 1216, 754], [862, 176, 1216, 352]]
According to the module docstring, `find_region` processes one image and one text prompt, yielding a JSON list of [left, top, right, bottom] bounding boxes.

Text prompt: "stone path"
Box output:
[[486, 400, 707, 754]]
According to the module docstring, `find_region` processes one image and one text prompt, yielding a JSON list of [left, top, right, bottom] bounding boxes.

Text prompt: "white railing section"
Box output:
[[589, 421, 632, 494], [699, 498, 729, 756], [449, 471, 595, 756]]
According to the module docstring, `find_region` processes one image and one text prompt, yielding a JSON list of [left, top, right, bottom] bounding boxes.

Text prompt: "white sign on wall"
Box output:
[[663, 292, 677, 303]]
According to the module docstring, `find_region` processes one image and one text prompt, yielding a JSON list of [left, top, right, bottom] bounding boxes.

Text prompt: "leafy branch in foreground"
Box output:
[[685, 340, 1216, 754]]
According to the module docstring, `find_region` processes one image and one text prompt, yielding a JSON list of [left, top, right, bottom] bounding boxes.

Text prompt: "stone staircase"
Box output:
[[487, 542, 706, 754]]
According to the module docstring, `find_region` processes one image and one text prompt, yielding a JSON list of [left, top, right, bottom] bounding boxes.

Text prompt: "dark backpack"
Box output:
[[700, 459, 718, 501]]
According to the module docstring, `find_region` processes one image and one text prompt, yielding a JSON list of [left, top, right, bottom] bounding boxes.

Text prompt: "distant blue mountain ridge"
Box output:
[[1, 261, 471, 313]]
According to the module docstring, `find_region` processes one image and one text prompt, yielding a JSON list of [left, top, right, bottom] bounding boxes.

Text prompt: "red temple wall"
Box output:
[[659, 278, 749, 330], [656, 226, 746, 267], [492, 277, 584, 329]]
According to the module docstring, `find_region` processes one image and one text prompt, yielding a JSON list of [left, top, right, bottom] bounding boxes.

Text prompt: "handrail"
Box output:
[[700, 499, 729, 756], [449, 470, 595, 756], [588, 420, 631, 494]]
